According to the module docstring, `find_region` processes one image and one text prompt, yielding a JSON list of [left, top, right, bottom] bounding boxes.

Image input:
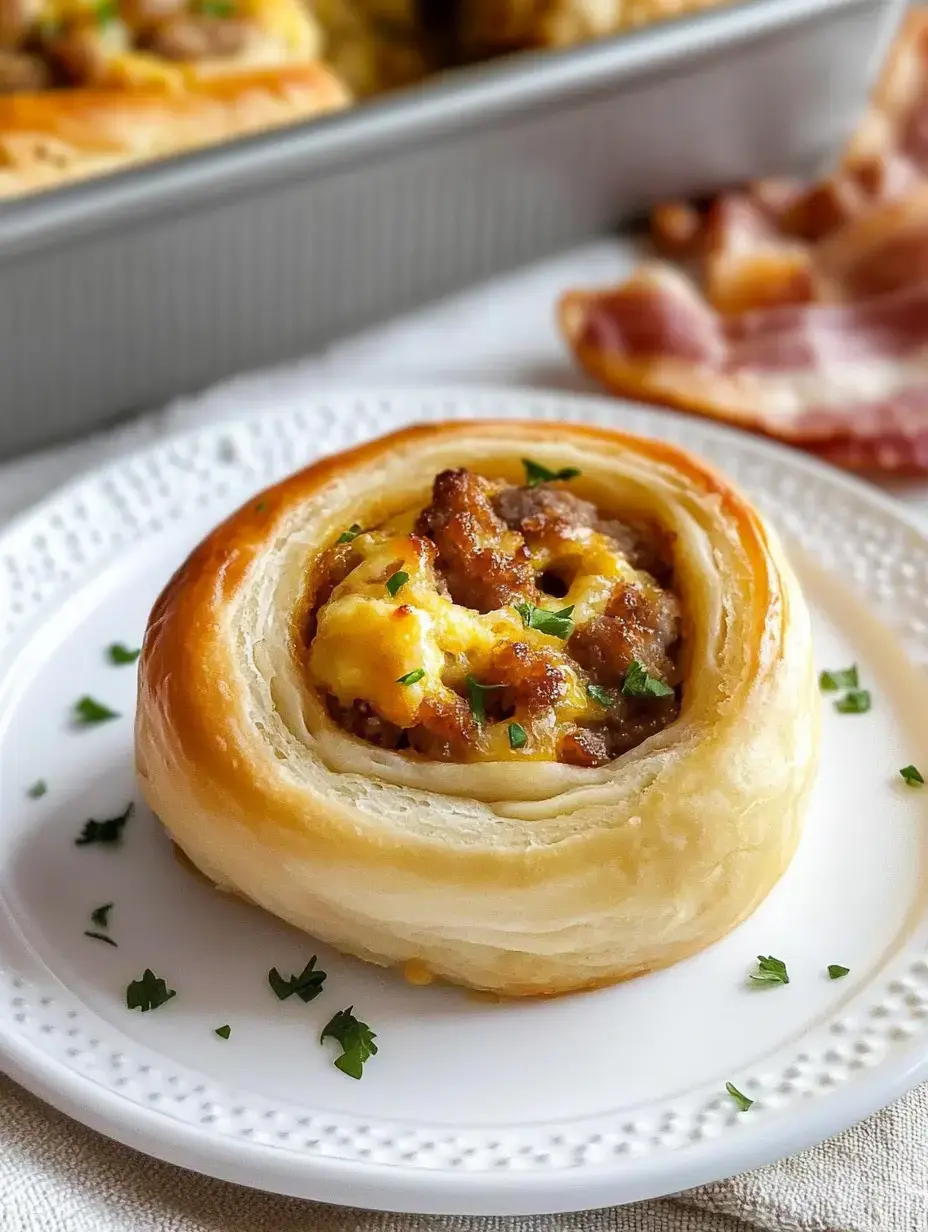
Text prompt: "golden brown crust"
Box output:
[[136, 420, 819, 996], [0, 61, 347, 194]]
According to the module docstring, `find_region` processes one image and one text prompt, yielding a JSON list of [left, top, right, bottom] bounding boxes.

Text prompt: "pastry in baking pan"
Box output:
[[456, 0, 733, 58], [0, 0, 324, 90], [136, 421, 819, 997], [0, 0, 346, 194], [312, 0, 441, 97], [0, 62, 348, 195]]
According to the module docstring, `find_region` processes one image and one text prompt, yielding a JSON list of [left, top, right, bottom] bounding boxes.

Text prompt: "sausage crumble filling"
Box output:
[[306, 467, 682, 767]]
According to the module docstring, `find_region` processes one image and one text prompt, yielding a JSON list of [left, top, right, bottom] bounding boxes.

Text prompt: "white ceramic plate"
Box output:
[[1, 387, 928, 1217]]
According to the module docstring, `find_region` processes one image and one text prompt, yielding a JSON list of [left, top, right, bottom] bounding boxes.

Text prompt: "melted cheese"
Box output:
[[308, 516, 655, 761]]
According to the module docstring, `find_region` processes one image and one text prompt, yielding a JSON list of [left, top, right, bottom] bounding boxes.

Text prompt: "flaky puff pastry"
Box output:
[[136, 421, 818, 996], [0, 63, 348, 197]]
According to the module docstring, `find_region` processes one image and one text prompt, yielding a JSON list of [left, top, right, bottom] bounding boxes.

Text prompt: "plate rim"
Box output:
[[2, 382, 928, 1215]]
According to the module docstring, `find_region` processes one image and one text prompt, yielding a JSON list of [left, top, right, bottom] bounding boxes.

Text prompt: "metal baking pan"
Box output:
[[0, 0, 906, 458]]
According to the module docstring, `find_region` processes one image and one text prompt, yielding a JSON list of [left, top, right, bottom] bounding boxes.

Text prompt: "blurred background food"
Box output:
[[0, 0, 323, 93], [312, 0, 739, 96], [0, 0, 743, 107], [311, 0, 441, 96], [453, 0, 730, 61], [0, 0, 746, 194]]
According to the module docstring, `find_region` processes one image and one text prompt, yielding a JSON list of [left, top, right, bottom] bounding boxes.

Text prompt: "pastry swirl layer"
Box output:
[[136, 420, 819, 995]]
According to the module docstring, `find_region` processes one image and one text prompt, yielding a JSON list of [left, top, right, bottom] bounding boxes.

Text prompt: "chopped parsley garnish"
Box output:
[[725, 1081, 753, 1112], [74, 695, 121, 725], [621, 661, 674, 699], [819, 665, 859, 692], [267, 957, 327, 1003], [466, 675, 504, 724], [514, 602, 574, 639], [900, 765, 924, 787], [508, 722, 527, 750], [27, 779, 47, 799], [522, 458, 581, 488], [827, 964, 850, 980], [386, 571, 409, 598], [107, 642, 141, 665], [586, 685, 615, 708], [214, 1024, 231, 1039], [75, 802, 133, 847], [198, 0, 236, 14], [94, 0, 118, 24], [336, 523, 362, 544], [748, 954, 789, 987], [84, 930, 117, 947], [255, 501, 266, 512], [834, 690, 871, 715], [396, 668, 425, 686], [320, 1007, 378, 1079], [126, 968, 175, 1012]]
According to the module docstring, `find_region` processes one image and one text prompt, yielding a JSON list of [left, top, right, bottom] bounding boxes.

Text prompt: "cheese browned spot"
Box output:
[[306, 468, 682, 767]]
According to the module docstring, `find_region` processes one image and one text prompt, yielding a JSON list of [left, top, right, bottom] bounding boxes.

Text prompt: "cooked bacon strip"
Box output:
[[560, 264, 928, 472], [652, 11, 928, 266]]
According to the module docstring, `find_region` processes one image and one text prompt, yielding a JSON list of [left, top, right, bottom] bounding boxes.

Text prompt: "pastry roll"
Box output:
[[0, 0, 345, 196], [0, 63, 348, 196], [136, 420, 819, 996]]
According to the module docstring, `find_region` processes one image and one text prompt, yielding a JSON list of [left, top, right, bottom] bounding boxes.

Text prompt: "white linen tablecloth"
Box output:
[[2, 240, 926, 1232]]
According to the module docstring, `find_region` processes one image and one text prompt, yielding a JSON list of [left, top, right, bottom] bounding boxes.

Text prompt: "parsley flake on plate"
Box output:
[[834, 689, 871, 715], [320, 1007, 378, 1079], [74, 695, 120, 725], [75, 802, 133, 847], [827, 964, 850, 980], [900, 765, 924, 787], [90, 903, 113, 928], [396, 668, 425, 686], [622, 660, 674, 699], [126, 969, 175, 1012], [386, 571, 409, 598], [267, 957, 327, 1003], [198, 0, 236, 14], [508, 722, 527, 750], [725, 1081, 753, 1112], [514, 602, 574, 639], [336, 523, 362, 544], [94, 0, 118, 23], [27, 779, 47, 799], [214, 1024, 232, 1039], [748, 954, 789, 987], [107, 643, 141, 665], [586, 685, 615, 709], [522, 459, 581, 488], [84, 930, 117, 947], [819, 665, 858, 692], [466, 675, 504, 725]]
